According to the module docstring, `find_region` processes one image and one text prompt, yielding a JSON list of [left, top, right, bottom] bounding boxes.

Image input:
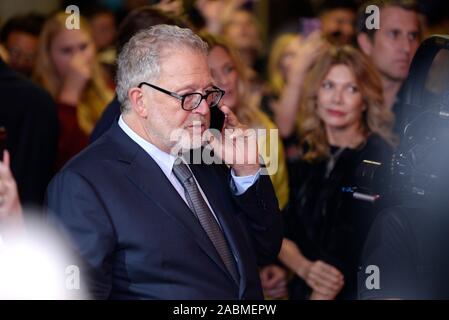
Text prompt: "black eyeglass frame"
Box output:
[[138, 82, 225, 111]]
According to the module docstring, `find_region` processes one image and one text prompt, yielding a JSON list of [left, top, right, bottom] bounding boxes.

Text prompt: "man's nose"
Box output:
[[401, 35, 412, 55], [192, 98, 210, 116]]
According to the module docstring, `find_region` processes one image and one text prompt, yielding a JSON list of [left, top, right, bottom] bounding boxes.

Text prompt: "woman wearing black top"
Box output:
[[279, 46, 397, 300]]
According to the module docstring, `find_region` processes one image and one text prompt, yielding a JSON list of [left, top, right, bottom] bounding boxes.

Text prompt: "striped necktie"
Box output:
[[172, 160, 240, 285]]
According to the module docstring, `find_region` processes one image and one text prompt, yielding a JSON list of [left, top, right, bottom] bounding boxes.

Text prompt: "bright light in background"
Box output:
[[0, 212, 88, 299]]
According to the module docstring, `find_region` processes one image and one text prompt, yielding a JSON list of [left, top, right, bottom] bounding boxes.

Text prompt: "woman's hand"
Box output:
[[273, 32, 329, 138], [260, 264, 289, 299], [196, 0, 246, 34], [287, 31, 328, 84], [0, 150, 22, 229], [310, 289, 341, 300], [301, 260, 344, 299]]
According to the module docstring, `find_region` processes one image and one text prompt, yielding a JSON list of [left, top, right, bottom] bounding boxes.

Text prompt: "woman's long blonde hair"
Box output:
[[33, 12, 112, 135], [267, 33, 298, 97], [299, 45, 397, 162], [201, 33, 264, 127]]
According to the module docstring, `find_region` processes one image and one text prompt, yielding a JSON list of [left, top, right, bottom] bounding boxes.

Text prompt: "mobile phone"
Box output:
[[299, 17, 321, 37], [209, 106, 225, 132]]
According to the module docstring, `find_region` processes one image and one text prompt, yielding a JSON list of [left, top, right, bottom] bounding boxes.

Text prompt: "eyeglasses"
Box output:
[[138, 82, 225, 111]]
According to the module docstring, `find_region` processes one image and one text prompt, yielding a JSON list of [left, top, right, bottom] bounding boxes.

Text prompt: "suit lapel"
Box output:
[[124, 147, 239, 286], [108, 122, 242, 293], [189, 164, 249, 295]]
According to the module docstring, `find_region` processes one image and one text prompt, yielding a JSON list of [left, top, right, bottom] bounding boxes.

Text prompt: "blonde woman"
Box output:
[[266, 33, 301, 100], [203, 34, 290, 299], [262, 32, 327, 161], [34, 12, 113, 168], [280, 45, 397, 300]]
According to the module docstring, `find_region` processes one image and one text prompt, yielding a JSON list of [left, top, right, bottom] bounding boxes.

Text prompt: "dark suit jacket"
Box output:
[[46, 120, 282, 299], [0, 58, 58, 208], [89, 96, 120, 143]]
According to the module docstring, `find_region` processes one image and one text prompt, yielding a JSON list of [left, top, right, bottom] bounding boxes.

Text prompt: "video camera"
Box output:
[[348, 35, 449, 203]]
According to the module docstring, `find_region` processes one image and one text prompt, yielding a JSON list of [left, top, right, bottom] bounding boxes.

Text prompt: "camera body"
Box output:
[[353, 36, 449, 204]]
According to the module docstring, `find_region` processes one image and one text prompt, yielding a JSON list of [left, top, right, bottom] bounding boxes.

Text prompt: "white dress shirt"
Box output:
[[118, 116, 260, 225]]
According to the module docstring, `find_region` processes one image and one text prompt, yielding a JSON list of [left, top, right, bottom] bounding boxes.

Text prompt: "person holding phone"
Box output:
[[264, 31, 328, 148], [46, 25, 282, 299], [90, 6, 191, 143], [203, 33, 289, 212], [202, 33, 290, 299]]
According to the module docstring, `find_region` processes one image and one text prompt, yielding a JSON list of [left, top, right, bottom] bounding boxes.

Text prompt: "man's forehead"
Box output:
[[325, 8, 355, 18], [159, 48, 208, 71], [380, 6, 419, 30], [159, 44, 206, 58], [157, 48, 213, 87]]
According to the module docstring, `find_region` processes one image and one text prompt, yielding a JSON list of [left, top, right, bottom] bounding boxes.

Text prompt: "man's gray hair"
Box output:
[[116, 24, 208, 112]]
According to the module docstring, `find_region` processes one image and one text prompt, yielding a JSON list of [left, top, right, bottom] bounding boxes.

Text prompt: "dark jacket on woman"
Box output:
[[285, 134, 393, 299]]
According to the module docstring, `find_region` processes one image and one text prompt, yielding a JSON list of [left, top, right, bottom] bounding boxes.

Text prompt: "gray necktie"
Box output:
[[172, 160, 240, 285]]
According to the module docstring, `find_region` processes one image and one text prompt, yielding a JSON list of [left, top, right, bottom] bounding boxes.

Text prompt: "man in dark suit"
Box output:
[[90, 6, 190, 143], [46, 25, 282, 299], [0, 57, 58, 209]]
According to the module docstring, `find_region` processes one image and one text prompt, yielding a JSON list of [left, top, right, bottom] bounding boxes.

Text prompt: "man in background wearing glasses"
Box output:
[[45, 25, 282, 300]]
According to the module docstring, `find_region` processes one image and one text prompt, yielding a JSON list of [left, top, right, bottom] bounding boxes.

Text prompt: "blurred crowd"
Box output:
[[0, 0, 448, 299]]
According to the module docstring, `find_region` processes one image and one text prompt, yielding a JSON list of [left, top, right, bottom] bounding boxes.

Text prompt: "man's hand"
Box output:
[[301, 260, 344, 300], [260, 264, 288, 299], [207, 105, 260, 176]]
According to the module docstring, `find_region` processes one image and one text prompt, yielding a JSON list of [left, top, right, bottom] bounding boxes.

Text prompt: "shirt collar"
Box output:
[[118, 115, 177, 177]]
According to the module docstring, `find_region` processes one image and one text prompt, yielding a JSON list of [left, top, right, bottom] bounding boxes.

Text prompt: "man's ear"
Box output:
[[128, 87, 148, 117], [357, 33, 374, 56]]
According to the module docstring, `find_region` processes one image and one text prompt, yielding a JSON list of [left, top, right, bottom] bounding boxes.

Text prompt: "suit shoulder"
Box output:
[[60, 133, 129, 177], [1, 68, 53, 100]]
